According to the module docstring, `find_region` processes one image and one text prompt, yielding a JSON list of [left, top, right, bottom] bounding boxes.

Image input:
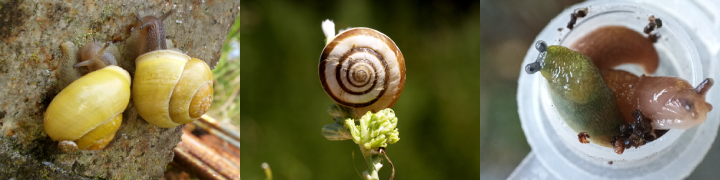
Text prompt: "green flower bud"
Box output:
[[344, 109, 400, 150]]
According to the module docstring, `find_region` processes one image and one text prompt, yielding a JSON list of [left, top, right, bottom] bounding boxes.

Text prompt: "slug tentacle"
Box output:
[[525, 41, 546, 74], [535, 40, 547, 52], [525, 62, 541, 74], [696, 78, 714, 95]]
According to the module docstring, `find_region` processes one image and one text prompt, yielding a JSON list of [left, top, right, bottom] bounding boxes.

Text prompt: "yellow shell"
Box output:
[[44, 65, 130, 150], [133, 50, 214, 128]]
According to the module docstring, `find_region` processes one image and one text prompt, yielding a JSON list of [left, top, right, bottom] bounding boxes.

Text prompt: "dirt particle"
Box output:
[[578, 132, 590, 144], [0, 0, 26, 40], [41, 87, 58, 110], [46, 3, 69, 25]]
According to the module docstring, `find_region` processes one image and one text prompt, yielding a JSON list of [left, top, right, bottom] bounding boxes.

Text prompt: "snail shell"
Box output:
[[319, 23, 406, 118], [44, 65, 130, 151], [132, 50, 214, 128]]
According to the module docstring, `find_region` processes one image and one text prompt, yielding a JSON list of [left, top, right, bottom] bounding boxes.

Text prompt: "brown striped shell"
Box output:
[[319, 28, 406, 117]]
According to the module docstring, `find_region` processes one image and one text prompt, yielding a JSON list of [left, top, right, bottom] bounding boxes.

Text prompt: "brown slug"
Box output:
[[602, 69, 714, 129], [571, 24, 713, 129], [124, 9, 175, 61], [571, 26, 659, 74]]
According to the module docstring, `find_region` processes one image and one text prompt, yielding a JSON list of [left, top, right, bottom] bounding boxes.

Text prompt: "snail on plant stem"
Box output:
[[319, 20, 406, 118], [127, 9, 214, 128], [319, 20, 402, 180], [45, 41, 130, 153]]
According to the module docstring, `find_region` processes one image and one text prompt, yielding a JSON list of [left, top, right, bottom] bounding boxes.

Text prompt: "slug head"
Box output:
[[650, 78, 714, 129], [527, 40, 605, 104], [677, 78, 713, 123]]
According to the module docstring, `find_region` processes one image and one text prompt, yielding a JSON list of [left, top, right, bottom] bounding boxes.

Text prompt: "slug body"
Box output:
[[571, 26, 659, 74], [526, 42, 625, 147], [124, 9, 174, 62], [44, 65, 130, 151], [319, 21, 406, 118], [602, 69, 713, 129], [570, 25, 714, 130]]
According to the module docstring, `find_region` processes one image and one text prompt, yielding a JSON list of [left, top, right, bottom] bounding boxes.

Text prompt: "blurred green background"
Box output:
[[209, 14, 241, 127], [241, 0, 479, 179], [480, 0, 583, 178]]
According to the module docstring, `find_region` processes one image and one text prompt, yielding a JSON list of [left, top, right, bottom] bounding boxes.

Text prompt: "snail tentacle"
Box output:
[[75, 42, 118, 72]]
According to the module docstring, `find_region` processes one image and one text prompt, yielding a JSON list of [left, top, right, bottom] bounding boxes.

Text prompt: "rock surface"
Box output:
[[0, 0, 239, 179]]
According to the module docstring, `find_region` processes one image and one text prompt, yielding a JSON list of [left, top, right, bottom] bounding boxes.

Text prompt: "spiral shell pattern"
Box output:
[[133, 50, 214, 128], [320, 28, 406, 117]]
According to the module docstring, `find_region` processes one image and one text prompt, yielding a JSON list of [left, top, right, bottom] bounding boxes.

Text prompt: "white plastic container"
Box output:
[[512, 0, 720, 179]]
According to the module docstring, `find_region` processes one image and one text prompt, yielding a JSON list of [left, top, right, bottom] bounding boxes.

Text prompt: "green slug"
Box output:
[[526, 40, 626, 148]]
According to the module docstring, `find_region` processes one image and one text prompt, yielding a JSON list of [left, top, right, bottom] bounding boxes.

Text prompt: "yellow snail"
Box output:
[[319, 20, 406, 118], [45, 42, 130, 152], [128, 10, 214, 128]]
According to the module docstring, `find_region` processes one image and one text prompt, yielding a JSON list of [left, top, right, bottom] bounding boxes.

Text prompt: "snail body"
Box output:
[[124, 9, 174, 62], [525, 41, 625, 148], [74, 41, 118, 72], [132, 50, 214, 128], [45, 42, 130, 152], [319, 20, 406, 118], [126, 9, 214, 128]]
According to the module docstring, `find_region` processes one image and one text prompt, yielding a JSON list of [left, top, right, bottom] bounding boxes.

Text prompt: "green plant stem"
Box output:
[[262, 162, 272, 180], [323, 106, 399, 180], [360, 146, 382, 180]]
